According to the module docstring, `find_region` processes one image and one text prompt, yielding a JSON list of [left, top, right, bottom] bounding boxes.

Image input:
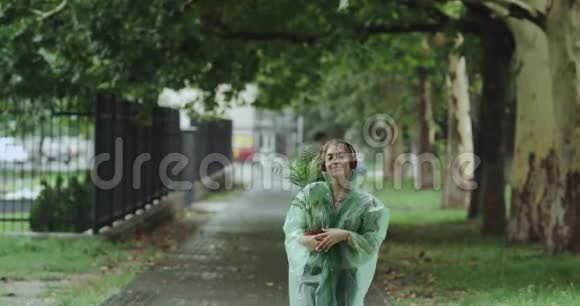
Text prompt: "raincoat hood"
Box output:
[[321, 169, 359, 191]]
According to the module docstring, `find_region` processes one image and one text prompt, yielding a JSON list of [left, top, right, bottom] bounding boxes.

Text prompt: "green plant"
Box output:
[[286, 146, 327, 232], [29, 173, 94, 233], [287, 146, 322, 188]]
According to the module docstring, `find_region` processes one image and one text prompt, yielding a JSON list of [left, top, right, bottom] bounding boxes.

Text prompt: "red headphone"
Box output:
[[320, 141, 358, 172]]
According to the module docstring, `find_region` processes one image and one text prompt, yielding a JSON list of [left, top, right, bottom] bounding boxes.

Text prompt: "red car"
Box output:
[[233, 147, 256, 162]]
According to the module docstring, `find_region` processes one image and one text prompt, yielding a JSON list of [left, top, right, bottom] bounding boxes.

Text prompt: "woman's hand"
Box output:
[[300, 235, 321, 251], [314, 228, 350, 252]]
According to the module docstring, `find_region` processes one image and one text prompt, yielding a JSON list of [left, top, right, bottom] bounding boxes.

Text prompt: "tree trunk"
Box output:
[[507, 1, 580, 253], [468, 160, 482, 218], [502, 101, 516, 184], [545, 0, 580, 253], [442, 49, 474, 209], [416, 68, 436, 189], [37, 116, 46, 165], [468, 89, 483, 219], [383, 132, 402, 181], [506, 17, 555, 245], [478, 18, 513, 235]]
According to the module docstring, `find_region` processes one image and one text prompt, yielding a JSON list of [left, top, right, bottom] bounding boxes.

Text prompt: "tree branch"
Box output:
[[365, 20, 478, 35], [216, 31, 322, 44], [215, 20, 479, 44], [463, 0, 546, 28], [400, 0, 455, 24], [31, 0, 68, 21], [207, 0, 485, 44]]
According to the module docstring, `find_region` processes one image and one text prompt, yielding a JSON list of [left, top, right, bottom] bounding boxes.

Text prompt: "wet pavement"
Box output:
[[101, 168, 390, 306]]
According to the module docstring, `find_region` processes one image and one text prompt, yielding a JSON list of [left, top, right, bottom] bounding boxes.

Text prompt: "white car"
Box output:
[[0, 138, 30, 163], [41, 137, 81, 163]]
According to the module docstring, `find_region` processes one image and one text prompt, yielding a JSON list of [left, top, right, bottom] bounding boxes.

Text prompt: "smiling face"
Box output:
[[323, 143, 354, 179]]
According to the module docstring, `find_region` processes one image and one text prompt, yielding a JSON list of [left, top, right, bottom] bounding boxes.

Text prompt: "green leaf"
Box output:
[[287, 146, 321, 188]]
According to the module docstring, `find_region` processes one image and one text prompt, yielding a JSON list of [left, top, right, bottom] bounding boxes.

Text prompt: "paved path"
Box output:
[[102, 166, 389, 305]]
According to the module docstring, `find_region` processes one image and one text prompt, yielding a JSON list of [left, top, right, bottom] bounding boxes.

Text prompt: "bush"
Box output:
[[30, 173, 94, 233]]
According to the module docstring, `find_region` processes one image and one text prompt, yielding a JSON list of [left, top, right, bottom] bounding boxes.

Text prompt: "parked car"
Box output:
[[233, 147, 256, 162], [0, 137, 30, 163], [232, 134, 256, 162], [40, 137, 81, 164]]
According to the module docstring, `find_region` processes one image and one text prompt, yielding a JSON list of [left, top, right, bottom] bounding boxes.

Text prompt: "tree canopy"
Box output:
[[0, 0, 481, 110]]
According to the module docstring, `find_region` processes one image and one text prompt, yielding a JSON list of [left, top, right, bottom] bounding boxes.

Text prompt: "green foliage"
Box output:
[[438, 0, 466, 19], [0, 99, 94, 139], [302, 109, 349, 142], [287, 146, 328, 230], [29, 172, 94, 233], [0, 0, 471, 112], [292, 32, 458, 152], [0, 0, 254, 105], [287, 146, 322, 189], [372, 184, 580, 306]]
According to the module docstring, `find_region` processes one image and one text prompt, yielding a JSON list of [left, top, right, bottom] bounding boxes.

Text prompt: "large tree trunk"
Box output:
[[442, 49, 474, 209], [507, 1, 580, 253], [478, 18, 513, 235], [415, 68, 437, 189], [506, 17, 555, 245], [545, 0, 580, 253]]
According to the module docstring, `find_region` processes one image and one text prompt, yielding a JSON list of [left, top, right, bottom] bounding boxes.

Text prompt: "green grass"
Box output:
[[0, 236, 159, 305], [49, 256, 149, 306], [373, 183, 580, 306], [0, 237, 129, 280], [204, 187, 245, 202], [0, 212, 30, 231]]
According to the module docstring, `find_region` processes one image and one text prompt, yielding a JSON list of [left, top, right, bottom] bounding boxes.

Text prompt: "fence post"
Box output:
[[91, 97, 186, 234]]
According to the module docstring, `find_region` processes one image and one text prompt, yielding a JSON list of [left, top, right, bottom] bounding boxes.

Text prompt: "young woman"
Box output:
[[283, 139, 390, 306]]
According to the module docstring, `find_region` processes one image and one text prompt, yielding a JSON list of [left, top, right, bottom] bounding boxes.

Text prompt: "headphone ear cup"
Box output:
[[348, 143, 357, 170], [350, 159, 357, 169]]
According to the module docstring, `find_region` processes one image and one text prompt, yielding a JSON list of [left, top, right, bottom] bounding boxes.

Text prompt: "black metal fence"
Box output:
[[192, 119, 233, 179], [93, 94, 182, 232], [1, 95, 232, 234], [0, 100, 94, 232], [180, 119, 233, 205]]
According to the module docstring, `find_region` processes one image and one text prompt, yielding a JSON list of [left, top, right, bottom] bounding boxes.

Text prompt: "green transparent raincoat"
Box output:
[[283, 172, 389, 306]]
